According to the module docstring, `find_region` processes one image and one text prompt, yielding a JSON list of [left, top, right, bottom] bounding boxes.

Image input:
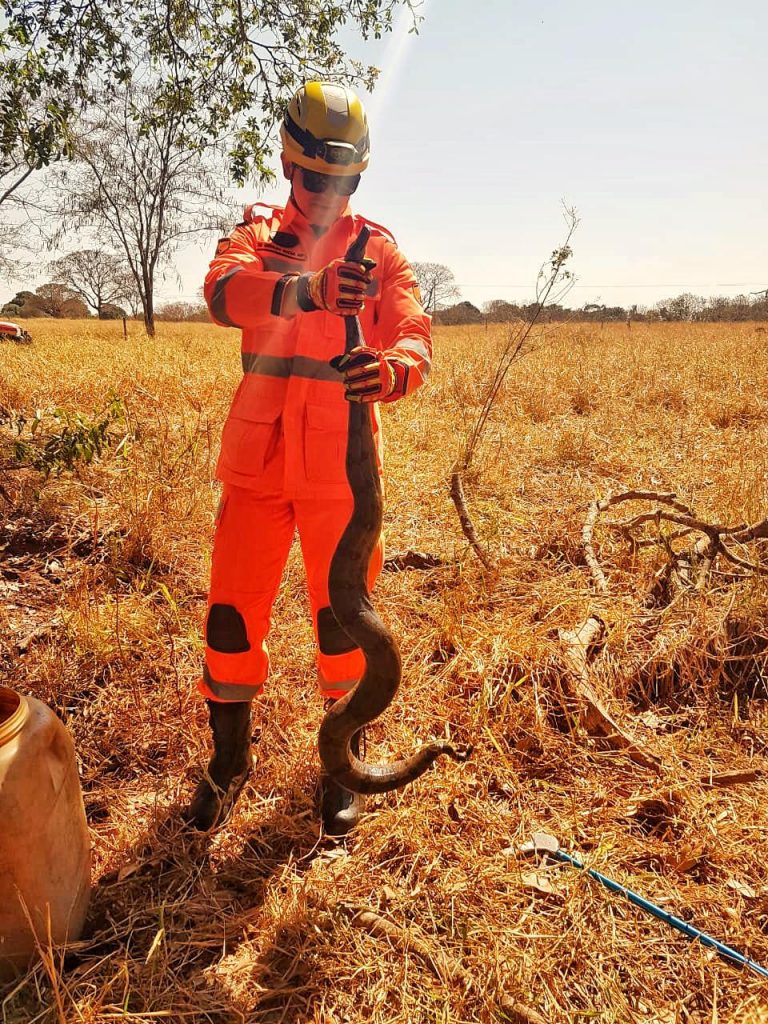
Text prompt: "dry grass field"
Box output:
[[2, 318, 768, 1023]]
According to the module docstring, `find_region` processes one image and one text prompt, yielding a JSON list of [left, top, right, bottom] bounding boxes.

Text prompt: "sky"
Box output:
[[354, 0, 768, 310], [7, 0, 768, 311]]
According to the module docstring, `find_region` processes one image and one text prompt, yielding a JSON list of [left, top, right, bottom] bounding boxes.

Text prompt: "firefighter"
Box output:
[[186, 81, 432, 835]]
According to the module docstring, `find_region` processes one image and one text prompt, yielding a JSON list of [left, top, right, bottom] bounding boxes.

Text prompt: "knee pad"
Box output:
[[207, 603, 250, 654], [317, 606, 357, 656]]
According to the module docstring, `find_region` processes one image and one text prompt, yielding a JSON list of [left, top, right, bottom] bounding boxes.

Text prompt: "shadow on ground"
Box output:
[[1, 778, 343, 1023]]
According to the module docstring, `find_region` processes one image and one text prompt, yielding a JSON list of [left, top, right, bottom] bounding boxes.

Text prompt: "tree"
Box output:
[[34, 282, 90, 317], [581, 303, 627, 323], [0, 87, 75, 281], [484, 299, 524, 322], [1, 147, 37, 283], [2, 2, 416, 298], [2, 2, 414, 289], [411, 262, 460, 315], [1, 283, 88, 317], [49, 249, 134, 318], [655, 293, 705, 322], [0, 92, 71, 205], [54, 86, 234, 336], [33, 282, 75, 317], [156, 301, 209, 322], [1, 2, 414, 185], [59, 295, 90, 317], [1, 290, 34, 314], [434, 301, 483, 326], [99, 303, 127, 320]]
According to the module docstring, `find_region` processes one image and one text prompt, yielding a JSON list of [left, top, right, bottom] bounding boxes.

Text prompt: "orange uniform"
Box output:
[[200, 198, 432, 703]]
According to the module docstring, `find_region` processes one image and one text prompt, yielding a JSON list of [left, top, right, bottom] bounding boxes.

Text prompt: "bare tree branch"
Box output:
[[583, 489, 768, 595], [449, 207, 579, 566]]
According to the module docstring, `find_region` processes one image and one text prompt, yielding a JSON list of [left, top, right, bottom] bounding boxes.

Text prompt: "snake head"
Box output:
[[451, 744, 473, 763], [441, 742, 473, 763]]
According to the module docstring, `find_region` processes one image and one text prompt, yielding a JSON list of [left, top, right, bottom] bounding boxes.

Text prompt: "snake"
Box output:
[[317, 227, 471, 795]]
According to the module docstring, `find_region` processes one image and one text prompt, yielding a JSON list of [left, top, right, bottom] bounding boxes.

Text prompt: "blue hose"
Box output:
[[554, 848, 768, 979]]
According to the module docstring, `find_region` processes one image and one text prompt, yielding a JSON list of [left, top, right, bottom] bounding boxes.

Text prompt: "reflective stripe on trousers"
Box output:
[[201, 665, 264, 703], [317, 674, 358, 694]]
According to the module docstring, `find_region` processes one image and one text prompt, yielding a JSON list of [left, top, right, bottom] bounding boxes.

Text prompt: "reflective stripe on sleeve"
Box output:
[[210, 267, 244, 328], [391, 338, 432, 379], [394, 337, 431, 362]]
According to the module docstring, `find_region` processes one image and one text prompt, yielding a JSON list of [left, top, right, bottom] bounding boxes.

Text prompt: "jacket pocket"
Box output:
[[304, 402, 349, 484], [219, 403, 283, 478]]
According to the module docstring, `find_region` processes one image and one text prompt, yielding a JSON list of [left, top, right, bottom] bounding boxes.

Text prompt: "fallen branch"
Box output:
[[556, 616, 660, 770], [339, 902, 548, 1024], [719, 544, 761, 573], [700, 769, 762, 789], [449, 469, 493, 569], [16, 616, 62, 654], [345, 905, 458, 985], [583, 489, 767, 595], [729, 518, 768, 544]]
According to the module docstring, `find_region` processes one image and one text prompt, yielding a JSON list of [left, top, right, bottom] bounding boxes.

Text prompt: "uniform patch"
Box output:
[[271, 231, 299, 248], [263, 243, 306, 262], [216, 237, 232, 256]]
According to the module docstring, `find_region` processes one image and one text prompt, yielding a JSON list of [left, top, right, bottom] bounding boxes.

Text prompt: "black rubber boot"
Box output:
[[185, 699, 252, 831], [321, 726, 365, 837]]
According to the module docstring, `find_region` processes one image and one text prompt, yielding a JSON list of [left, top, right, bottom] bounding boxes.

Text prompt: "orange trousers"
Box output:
[[198, 484, 383, 703]]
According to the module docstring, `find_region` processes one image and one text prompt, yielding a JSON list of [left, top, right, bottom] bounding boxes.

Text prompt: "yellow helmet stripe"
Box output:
[[304, 81, 325, 110], [347, 92, 364, 133]]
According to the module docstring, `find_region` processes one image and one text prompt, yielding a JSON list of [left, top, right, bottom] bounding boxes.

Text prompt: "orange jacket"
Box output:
[[204, 198, 432, 499]]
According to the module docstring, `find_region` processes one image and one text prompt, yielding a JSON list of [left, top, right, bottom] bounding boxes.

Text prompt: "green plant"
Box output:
[[1, 392, 126, 478]]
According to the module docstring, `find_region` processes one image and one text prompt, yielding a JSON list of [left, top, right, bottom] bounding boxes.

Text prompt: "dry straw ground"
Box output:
[[1, 318, 768, 1023]]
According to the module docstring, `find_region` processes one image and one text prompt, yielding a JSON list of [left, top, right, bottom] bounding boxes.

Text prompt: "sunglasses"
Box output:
[[300, 167, 361, 196]]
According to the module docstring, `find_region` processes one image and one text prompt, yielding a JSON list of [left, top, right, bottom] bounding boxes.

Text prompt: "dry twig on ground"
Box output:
[[339, 902, 549, 1024]]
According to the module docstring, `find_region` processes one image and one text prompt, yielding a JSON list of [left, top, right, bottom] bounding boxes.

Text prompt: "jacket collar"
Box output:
[[279, 195, 354, 254]]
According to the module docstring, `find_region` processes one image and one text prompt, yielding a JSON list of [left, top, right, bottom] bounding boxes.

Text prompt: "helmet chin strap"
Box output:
[[288, 186, 307, 219], [289, 184, 332, 237]]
